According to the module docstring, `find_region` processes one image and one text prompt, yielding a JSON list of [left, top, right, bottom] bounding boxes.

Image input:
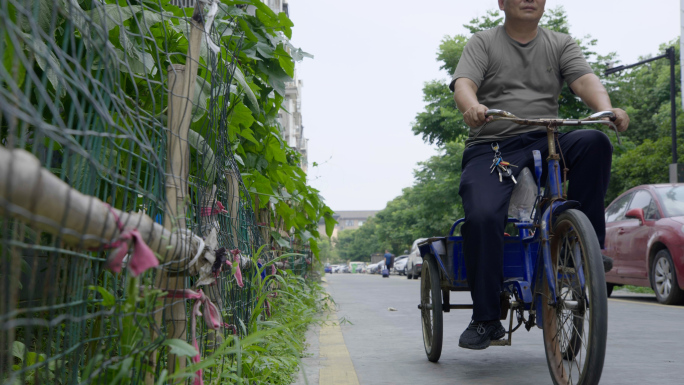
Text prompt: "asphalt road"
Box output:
[[318, 273, 684, 385]]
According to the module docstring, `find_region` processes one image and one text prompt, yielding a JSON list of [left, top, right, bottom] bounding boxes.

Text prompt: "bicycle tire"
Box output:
[[421, 254, 443, 362], [542, 209, 607, 385]]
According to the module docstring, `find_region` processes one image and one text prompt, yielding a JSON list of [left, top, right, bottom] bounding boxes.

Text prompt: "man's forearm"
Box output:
[[453, 78, 481, 113], [569, 73, 612, 112]]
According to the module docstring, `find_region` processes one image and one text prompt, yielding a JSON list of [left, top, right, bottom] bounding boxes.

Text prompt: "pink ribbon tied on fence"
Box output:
[[222, 322, 237, 335], [165, 289, 222, 385], [199, 201, 227, 217], [102, 205, 158, 276], [224, 249, 244, 288]]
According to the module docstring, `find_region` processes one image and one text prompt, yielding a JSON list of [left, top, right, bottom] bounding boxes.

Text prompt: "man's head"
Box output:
[[498, 0, 545, 24], [385, 249, 389, 253]]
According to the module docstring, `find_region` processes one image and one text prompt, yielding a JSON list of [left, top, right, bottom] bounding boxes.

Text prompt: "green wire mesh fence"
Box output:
[[0, 1, 308, 384]]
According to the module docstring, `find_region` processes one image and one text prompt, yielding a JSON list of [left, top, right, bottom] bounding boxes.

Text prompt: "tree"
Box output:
[[334, 219, 383, 262], [606, 39, 682, 145], [333, 142, 466, 258], [606, 137, 684, 203]]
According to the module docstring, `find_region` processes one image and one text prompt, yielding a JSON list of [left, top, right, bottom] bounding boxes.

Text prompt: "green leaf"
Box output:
[[111, 357, 134, 383], [118, 29, 156, 75], [188, 130, 216, 182], [255, 41, 275, 59], [324, 212, 337, 238], [284, 178, 295, 194], [233, 66, 258, 111], [156, 370, 168, 385], [256, 60, 290, 96], [299, 230, 314, 243], [192, 75, 212, 122], [238, 18, 258, 42], [303, 203, 316, 219], [163, 339, 199, 357], [275, 45, 294, 78], [20, 258, 31, 274], [278, 12, 294, 39], [250, 0, 279, 20], [2, 32, 26, 88], [88, 4, 169, 33], [231, 102, 256, 129], [88, 285, 116, 307], [309, 238, 320, 256], [276, 237, 290, 248], [253, 171, 273, 197], [268, 140, 287, 163], [239, 128, 260, 146], [12, 341, 25, 361], [19, 32, 63, 96]]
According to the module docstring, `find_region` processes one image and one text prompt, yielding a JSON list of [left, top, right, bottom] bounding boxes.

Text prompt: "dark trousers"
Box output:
[[459, 130, 613, 321]]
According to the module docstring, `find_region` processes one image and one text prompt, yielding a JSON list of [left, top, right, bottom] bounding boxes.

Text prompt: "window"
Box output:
[[345, 220, 354, 227], [605, 193, 633, 223], [656, 186, 684, 217], [357, 221, 364, 226], [628, 190, 658, 221]]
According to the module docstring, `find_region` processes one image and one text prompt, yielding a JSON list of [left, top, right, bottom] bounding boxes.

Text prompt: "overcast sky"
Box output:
[[288, 0, 681, 212]]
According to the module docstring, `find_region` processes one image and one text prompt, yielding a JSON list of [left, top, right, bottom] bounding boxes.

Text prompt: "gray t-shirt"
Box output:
[[451, 26, 593, 147]]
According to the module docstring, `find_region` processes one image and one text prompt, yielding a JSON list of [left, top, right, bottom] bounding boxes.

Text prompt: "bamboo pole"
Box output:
[[157, 8, 205, 377], [0, 146, 193, 262]]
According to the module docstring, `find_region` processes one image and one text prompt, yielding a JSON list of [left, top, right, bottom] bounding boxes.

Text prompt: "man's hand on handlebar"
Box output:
[[464, 104, 493, 128], [608, 108, 629, 132]]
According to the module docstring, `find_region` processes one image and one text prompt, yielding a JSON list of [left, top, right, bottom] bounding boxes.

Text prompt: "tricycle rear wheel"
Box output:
[[542, 209, 607, 385], [421, 254, 443, 362]]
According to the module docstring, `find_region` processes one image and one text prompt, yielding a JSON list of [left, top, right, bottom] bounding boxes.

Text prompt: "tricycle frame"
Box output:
[[418, 110, 614, 385]]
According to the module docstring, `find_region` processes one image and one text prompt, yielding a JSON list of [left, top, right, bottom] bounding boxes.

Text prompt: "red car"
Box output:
[[604, 184, 684, 304]]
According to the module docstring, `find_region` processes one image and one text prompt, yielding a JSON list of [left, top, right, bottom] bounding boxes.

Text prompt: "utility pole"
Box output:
[[605, 47, 681, 183]]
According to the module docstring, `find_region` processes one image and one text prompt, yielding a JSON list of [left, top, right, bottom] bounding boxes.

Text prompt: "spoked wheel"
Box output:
[[421, 254, 443, 362], [543, 209, 607, 385]]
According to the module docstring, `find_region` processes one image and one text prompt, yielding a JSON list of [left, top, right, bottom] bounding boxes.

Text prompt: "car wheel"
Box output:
[[413, 266, 420, 279], [651, 249, 684, 305], [403, 267, 407, 276], [606, 283, 614, 297]]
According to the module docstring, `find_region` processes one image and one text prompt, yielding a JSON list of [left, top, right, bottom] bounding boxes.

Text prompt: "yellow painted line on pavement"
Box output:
[[318, 278, 360, 385]]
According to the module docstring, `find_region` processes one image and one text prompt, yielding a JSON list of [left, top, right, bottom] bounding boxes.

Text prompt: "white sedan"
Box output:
[[406, 238, 428, 279], [392, 255, 409, 275]]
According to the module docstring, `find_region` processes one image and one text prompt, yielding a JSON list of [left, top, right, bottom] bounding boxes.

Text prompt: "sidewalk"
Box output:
[[292, 277, 360, 385]]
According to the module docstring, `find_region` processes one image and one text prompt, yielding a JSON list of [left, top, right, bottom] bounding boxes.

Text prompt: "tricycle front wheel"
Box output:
[[543, 209, 607, 385], [421, 254, 443, 362]]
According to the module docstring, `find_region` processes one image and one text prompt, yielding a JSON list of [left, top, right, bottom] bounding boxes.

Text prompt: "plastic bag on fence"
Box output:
[[507, 167, 537, 221]]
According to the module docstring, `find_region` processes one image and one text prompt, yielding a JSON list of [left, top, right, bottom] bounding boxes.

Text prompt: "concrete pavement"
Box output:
[[294, 273, 684, 385]]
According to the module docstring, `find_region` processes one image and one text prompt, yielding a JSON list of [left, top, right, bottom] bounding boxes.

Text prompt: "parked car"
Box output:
[[406, 238, 428, 279], [368, 260, 384, 274], [392, 255, 409, 275], [324, 264, 332, 274], [604, 184, 684, 304]]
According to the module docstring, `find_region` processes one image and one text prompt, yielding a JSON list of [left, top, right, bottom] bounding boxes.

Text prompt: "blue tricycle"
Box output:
[[418, 110, 620, 385]]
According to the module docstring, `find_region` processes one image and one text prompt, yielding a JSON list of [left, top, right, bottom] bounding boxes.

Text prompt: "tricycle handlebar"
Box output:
[[485, 109, 621, 144]]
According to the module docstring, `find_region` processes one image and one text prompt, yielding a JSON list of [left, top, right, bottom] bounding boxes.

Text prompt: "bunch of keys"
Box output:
[[490, 143, 518, 184]]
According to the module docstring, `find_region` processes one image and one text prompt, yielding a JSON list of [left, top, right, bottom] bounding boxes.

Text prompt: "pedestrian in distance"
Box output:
[[383, 250, 393, 278], [451, 0, 629, 350]]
